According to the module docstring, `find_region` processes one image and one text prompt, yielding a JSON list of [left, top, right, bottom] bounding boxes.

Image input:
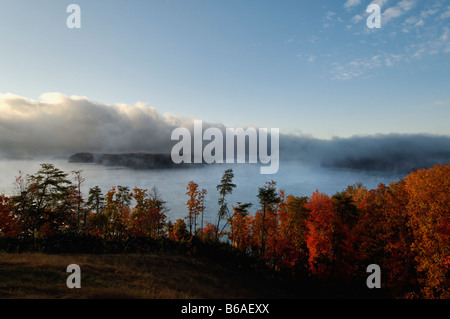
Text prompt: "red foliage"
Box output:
[[305, 190, 335, 278], [0, 195, 21, 238]]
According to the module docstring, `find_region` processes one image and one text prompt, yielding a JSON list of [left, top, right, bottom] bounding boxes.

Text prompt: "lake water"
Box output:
[[0, 159, 405, 223]]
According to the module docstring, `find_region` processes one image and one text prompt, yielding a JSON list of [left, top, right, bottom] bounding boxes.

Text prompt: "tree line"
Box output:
[[0, 163, 449, 299]]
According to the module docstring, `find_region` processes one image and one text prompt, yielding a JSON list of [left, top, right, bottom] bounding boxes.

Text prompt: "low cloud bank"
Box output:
[[280, 133, 450, 172], [1, 92, 449, 172]]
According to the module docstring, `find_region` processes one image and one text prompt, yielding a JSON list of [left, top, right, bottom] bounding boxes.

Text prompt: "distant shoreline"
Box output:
[[68, 152, 199, 170]]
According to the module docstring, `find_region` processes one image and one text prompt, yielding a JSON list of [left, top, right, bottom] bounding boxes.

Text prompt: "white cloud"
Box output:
[[420, 8, 438, 18], [385, 57, 393, 66], [405, 27, 450, 59], [352, 14, 363, 23], [441, 27, 449, 41], [344, 0, 361, 9], [412, 47, 426, 58], [435, 99, 450, 106], [297, 53, 317, 63], [382, 0, 416, 24], [404, 16, 418, 24], [397, 0, 415, 11], [441, 6, 450, 19], [325, 11, 336, 20], [421, 99, 450, 109], [370, 0, 389, 7], [330, 53, 405, 80], [383, 7, 404, 22], [415, 19, 424, 27]]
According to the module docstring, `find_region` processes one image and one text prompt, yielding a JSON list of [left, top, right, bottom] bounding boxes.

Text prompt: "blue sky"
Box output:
[[1, 0, 449, 139]]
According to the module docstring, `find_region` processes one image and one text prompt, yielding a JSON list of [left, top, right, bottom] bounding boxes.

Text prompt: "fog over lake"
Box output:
[[0, 159, 406, 224], [1, 93, 449, 224]]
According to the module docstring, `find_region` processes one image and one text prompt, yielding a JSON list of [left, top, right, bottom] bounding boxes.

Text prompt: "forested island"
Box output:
[[68, 152, 195, 169]]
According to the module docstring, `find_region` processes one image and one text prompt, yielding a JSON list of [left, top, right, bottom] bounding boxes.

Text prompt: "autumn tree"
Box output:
[[345, 182, 368, 207], [228, 202, 253, 253], [353, 184, 388, 270], [253, 181, 280, 259], [276, 194, 310, 271], [382, 180, 416, 296], [404, 164, 450, 298], [103, 186, 132, 240], [264, 190, 286, 268], [0, 195, 20, 238], [305, 190, 335, 278], [168, 218, 190, 241], [201, 222, 218, 242], [329, 191, 359, 280], [354, 181, 415, 296], [185, 181, 201, 236], [131, 186, 167, 238]]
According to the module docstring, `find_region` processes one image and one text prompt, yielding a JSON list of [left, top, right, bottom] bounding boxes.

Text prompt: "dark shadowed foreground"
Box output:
[[0, 252, 302, 299]]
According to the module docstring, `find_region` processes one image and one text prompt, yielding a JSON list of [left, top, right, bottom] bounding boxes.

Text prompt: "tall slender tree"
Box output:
[[198, 188, 207, 237], [186, 181, 200, 235], [72, 170, 85, 229], [215, 169, 236, 240], [256, 180, 280, 258]]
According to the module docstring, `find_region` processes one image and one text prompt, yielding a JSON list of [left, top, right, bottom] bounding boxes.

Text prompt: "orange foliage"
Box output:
[[131, 187, 166, 238], [1, 162, 450, 298], [404, 165, 450, 298], [201, 222, 218, 242], [228, 206, 253, 253], [305, 190, 335, 278], [168, 218, 190, 241]]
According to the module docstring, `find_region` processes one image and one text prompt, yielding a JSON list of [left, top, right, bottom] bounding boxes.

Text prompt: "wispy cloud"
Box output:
[[421, 98, 450, 109], [435, 99, 450, 106], [382, 0, 417, 25], [330, 53, 404, 80], [321, 0, 450, 80], [351, 14, 363, 23], [370, 0, 389, 8], [405, 26, 450, 58], [441, 6, 450, 19], [344, 0, 361, 10]]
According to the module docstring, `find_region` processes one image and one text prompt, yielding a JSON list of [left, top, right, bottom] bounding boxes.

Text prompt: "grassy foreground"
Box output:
[[0, 252, 298, 299]]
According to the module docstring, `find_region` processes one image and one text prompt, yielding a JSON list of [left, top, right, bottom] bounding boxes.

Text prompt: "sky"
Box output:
[[0, 0, 449, 140]]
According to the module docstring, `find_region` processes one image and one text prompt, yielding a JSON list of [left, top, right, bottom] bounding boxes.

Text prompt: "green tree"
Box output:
[[72, 170, 86, 229], [215, 169, 236, 240], [11, 163, 77, 237], [86, 186, 106, 235], [256, 180, 280, 258], [86, 186, 105, 215]]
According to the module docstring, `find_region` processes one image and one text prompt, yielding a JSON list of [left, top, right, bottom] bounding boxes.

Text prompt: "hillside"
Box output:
[[0, 252, 299, 299]]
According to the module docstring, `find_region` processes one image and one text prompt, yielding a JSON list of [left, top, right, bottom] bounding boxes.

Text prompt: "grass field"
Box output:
[[0, 252, 298, 299]]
